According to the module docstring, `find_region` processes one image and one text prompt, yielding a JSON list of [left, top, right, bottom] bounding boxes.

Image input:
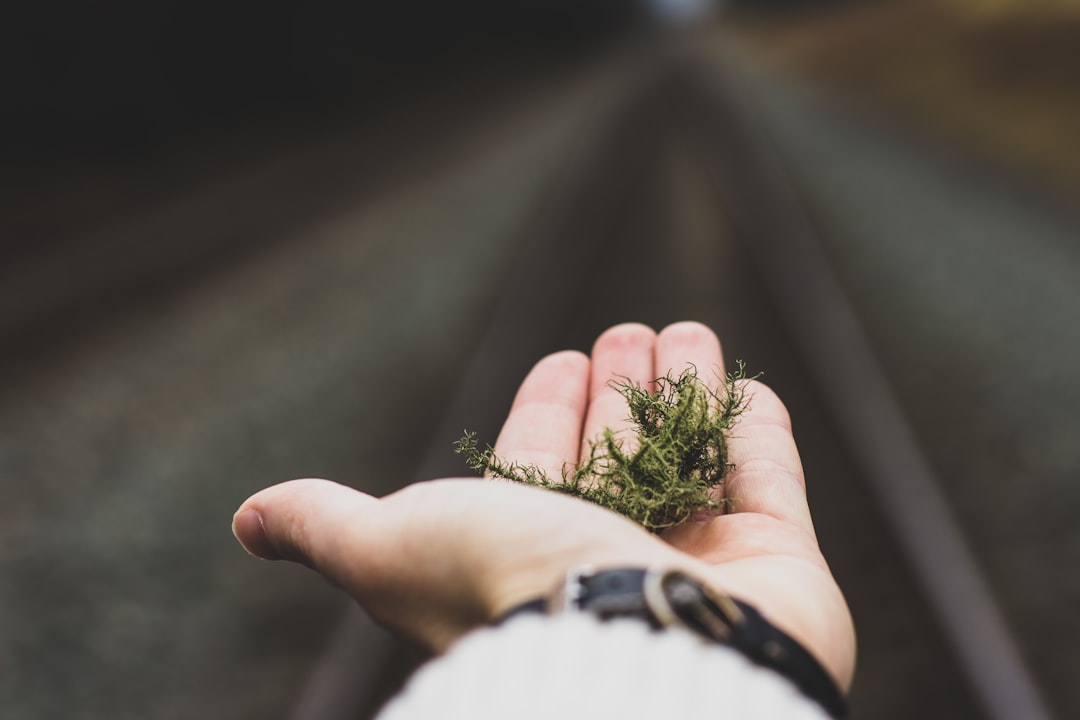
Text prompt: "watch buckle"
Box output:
[[642, 567, 744, 643]]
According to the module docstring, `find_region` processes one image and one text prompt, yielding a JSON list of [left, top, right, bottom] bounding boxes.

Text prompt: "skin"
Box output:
[[233, 321, 857, 692]]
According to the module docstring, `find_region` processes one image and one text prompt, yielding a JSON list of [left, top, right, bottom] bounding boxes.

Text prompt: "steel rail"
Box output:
[[696, 45, 1054, 720], [285, 49, 672, 720]]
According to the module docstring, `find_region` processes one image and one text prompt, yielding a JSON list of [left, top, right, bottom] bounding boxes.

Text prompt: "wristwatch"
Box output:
[[499, 567, 847, 719]]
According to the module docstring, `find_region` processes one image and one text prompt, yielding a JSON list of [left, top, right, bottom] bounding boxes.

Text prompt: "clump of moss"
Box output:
[[455, 363, 754, 533]]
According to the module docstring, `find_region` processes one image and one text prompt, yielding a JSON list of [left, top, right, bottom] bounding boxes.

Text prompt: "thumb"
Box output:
[[232, 478, 499, 649], [232, 478, 382, 581]]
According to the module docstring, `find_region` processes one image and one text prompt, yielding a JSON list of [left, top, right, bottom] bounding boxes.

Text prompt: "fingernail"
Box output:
[[232, 508, 282, 560]]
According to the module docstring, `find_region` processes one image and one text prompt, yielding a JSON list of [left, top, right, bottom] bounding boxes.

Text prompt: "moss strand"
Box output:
[[455, 363, 754, 533]]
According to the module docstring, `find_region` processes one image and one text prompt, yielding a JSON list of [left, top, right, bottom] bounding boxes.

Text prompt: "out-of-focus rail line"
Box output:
[[696, 47, 1054, 720], [288, 52, 682, 720], [293, 38, 1053, 720]]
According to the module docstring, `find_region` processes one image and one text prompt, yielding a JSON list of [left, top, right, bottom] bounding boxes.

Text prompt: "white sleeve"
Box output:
[[376, 613, 831, 720]]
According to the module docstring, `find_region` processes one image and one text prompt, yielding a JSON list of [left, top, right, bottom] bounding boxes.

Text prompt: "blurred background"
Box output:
[[2, 0, 1079, 718]]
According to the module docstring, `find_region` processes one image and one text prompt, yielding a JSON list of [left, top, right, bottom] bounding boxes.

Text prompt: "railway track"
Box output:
[[291, 40, 1055, 720]]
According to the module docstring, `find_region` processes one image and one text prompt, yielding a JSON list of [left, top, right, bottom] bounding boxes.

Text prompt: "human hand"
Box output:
[[232, 322, 855, 691]]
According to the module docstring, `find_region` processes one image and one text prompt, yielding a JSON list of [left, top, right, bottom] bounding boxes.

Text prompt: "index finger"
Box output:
[[723, 380, 816, 537], [492, 350, 590, 480]]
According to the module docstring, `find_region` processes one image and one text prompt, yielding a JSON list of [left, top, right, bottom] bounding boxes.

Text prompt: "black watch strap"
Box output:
[[724, 597, 846, 719], [497, 568, 846, 719]]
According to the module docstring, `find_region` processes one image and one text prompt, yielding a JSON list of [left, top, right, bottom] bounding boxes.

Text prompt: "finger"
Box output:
[[233, 478, 478, 649], [581, 323, 656, 461], [654, 322, 726, 503], [723, 380, 816, 536], [654, 321, 726, 388], [493, 350, 589, 479], [233, 478, 383, 581]]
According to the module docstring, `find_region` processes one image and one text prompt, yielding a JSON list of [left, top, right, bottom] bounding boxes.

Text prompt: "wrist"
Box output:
[[482, 540, 692, 623], [496, 565, 848, 719]]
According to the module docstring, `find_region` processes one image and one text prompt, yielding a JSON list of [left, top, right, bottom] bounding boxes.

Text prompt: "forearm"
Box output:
[[376, 614, 831, 720]]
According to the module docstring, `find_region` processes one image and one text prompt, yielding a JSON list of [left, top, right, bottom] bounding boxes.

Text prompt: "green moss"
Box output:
[[455, 363, 754, 533]]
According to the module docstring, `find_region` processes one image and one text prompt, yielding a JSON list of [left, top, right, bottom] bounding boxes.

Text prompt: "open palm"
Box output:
[[233, 322, 855, 691]]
